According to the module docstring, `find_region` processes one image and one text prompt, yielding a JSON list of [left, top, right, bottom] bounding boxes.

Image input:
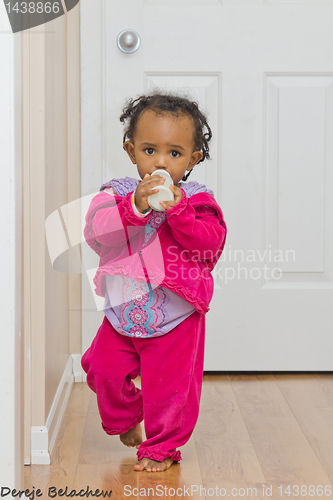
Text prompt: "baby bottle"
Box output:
[[147, 170, 174, 212]]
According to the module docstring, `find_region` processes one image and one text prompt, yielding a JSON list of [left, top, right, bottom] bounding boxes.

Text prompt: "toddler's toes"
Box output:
[[134, 458, 149, 471], [134, 457, 174, 472]]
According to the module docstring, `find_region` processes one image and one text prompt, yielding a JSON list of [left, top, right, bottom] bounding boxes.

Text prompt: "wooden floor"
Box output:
[[25, 374, 333, 499]]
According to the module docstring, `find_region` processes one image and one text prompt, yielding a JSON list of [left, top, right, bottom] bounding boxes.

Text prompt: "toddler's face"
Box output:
[[123, 109, 203, 187]]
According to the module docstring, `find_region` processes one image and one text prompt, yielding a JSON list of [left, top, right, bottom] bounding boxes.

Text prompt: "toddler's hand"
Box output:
[[159, 184, 183, 210], [134, 173, 166, 213]]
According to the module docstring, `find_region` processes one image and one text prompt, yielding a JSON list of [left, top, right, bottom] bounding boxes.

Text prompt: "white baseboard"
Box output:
[[72, 353, 84, 382], [30, 354, 82, 464], [31, 426, 51, 465]]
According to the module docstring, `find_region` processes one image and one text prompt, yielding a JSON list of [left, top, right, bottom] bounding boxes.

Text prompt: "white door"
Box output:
[[81, 0, 333, 370]]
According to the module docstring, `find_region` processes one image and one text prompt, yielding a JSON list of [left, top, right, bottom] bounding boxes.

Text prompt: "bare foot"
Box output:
[[119, 423, 143, 449], [134, 457, 174, 472]]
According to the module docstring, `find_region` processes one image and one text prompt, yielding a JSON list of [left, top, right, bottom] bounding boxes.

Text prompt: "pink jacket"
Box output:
[[84, 183, 227, 315]]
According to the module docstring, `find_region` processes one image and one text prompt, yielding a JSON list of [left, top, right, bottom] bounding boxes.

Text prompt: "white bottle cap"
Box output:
[[150, 170, 173, 188]]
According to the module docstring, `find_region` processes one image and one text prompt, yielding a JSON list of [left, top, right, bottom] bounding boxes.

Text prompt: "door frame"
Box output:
[[0, 12, 23, 486]]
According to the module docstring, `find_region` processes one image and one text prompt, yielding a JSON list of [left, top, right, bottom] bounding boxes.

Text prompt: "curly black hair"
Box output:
[[119, 91, 212, 182]]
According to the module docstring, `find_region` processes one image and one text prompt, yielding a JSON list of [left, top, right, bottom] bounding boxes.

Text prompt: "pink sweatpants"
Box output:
[[81, 310, 205, 462]]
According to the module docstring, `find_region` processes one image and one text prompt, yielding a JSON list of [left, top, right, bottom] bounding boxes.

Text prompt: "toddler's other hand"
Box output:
[[159, 184, 183, 211]]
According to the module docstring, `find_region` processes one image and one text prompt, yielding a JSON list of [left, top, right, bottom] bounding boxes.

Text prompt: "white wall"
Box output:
[[22, 8, 81, 463], [0, 5, 23, 487]]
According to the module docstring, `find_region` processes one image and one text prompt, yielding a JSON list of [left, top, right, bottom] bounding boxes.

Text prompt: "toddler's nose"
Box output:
[[155, 155, 168, 168]]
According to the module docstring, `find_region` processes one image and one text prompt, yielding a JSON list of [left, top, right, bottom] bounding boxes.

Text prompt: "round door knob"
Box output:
[[117, 29, 141, 54]]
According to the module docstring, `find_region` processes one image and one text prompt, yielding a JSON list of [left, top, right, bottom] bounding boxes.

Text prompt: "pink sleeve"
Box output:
[[90, 191, 149, 247], [165, 193, 227, 261]]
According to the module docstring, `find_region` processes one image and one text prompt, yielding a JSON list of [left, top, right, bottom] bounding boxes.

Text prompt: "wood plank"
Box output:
[[24, 465, 76, 494], [274, 373, 333, 480], [194, 374, 265, 485], [73, 463, 137, 500], [310, 374, 333, 433], [229, 373, 332, 487], [51, 382, 91, 471]]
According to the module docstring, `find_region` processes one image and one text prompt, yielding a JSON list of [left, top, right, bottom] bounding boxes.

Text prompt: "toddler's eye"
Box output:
[[144, 148, 155, 155], [170, 150, 180, 158]]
